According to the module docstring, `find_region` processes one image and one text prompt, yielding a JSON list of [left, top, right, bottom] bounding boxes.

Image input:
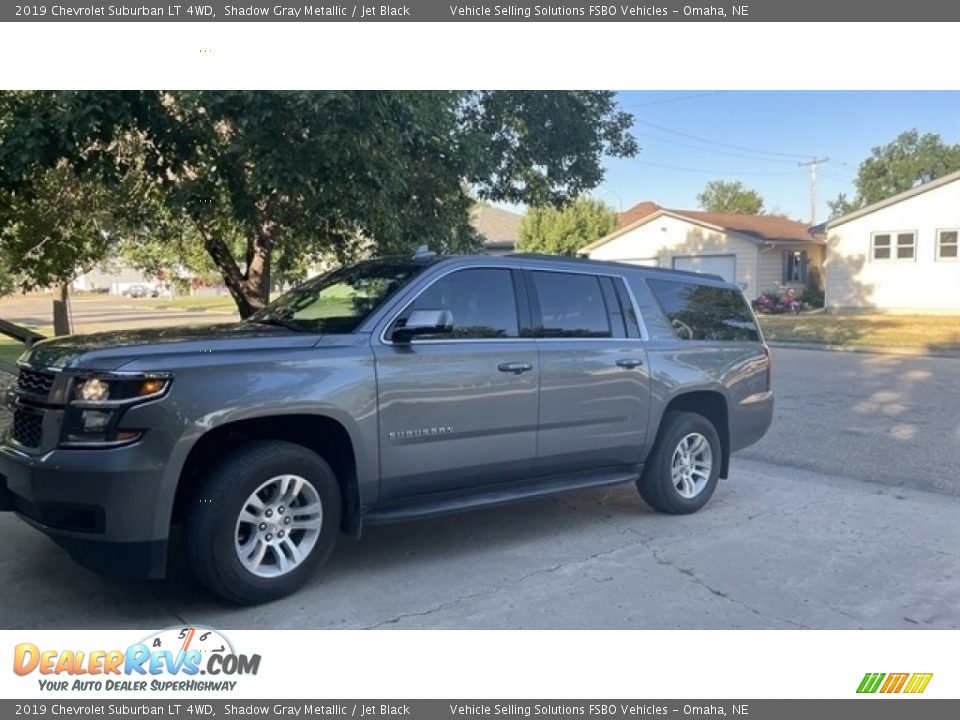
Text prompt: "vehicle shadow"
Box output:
[[0, 483, 654, 629]]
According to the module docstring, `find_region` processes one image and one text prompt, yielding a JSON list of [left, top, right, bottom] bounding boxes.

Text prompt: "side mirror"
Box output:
[[391, 309, 454, 343]]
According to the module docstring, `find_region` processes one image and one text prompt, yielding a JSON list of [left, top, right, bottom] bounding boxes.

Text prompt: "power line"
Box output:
[[621, 91, 725, 109], [631, 159, 805, 177], [819, 169, 855, 183], [634, 120, 815, 160], [634, 131, 801, 165]]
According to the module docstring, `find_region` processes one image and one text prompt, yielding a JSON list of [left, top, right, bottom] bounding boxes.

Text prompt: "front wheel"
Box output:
[[184, 440, 341, 605], [637, 411, 721, 514]]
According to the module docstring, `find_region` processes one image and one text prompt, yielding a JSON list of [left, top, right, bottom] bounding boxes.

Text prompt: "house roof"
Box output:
[[582, 201, 820, 253], [471, 204, 522, 249], [825, 170, 960, 229], [616, 201, 661, 228]]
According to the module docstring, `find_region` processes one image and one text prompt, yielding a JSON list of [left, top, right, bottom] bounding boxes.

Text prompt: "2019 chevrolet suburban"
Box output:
[[0, 253, 773, 604]]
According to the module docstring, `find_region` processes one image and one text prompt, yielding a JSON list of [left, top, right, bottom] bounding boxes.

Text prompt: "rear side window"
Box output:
[[531, 271, 611, 338], [646, 279, 759, 342]]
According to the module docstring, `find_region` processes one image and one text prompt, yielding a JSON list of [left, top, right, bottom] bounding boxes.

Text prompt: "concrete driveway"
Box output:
[[0, 347, 957, 629]]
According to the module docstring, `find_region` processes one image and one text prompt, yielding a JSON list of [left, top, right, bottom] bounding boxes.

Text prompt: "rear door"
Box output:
[[526, 268, 650, 476], [373, 266, 539, 500]]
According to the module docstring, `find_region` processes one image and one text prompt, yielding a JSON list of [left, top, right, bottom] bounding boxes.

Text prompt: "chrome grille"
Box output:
[[17, 367, 55, 398], [12, 407, 43, 448]]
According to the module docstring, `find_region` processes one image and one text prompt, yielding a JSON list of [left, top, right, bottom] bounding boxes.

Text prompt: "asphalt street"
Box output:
[[0, 347, 957, 630], [744, 348, 960, 496]]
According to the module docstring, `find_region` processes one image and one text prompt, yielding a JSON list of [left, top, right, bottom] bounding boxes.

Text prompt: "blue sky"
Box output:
[[511, 91, 960, 223]]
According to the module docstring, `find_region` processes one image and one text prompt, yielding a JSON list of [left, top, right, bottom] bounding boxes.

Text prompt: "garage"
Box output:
[[582, 205, 824, 296], [619, 257, 660, 267], [672, 254, 736, 282]]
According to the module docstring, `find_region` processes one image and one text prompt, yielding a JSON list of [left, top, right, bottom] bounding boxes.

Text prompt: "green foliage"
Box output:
[[0, 163, 121, 290], [0, 262, 15, 298], [828, 129, 960, 218], [517, 197, 618, 256], [0, 91, 638, 317], [696, 180, 765, 214], [826, 192, 858, 219], [799, 287, 825, 309]]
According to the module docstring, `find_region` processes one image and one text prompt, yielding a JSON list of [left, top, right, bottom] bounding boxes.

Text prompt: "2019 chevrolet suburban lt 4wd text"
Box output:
[[0, 254, 773, 604]]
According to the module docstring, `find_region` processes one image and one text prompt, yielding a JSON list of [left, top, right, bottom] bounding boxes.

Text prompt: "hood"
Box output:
[[23, 322, 325, 370]]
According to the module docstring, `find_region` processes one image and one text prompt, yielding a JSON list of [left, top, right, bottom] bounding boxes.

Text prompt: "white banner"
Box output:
[[2, 629, 956, 699]]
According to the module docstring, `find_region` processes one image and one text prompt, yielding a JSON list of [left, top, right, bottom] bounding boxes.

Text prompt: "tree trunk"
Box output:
[[52, 282, 72, 336], [200, 227, 271, 319]]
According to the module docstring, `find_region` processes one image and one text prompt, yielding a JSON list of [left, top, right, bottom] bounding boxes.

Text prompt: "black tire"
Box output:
[[637, 410, 722, 514], [184, 440, 341, 605]]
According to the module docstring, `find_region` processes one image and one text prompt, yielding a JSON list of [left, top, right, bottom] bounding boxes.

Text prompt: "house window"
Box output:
[[783, 251, 808, 283], [872, 232, 915, 261], [937, 230, 959, 260]]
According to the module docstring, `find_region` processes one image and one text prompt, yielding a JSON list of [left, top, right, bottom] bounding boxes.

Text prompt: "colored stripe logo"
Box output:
[[857, 672, 933, 694]]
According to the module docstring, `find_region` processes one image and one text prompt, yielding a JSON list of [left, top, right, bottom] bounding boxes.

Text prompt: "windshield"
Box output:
[[249, 258, 433, 333]]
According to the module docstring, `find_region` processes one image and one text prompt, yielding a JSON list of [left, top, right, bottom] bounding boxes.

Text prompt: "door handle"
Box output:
[[498, 362, 533, 374], [615, 358, 644, 369]]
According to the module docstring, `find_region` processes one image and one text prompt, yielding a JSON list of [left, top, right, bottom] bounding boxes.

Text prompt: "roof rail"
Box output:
[[506, 252, 727, 282]]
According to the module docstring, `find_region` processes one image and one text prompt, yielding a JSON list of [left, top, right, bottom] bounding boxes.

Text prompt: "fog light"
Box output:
[[81, 410, 112, 431]]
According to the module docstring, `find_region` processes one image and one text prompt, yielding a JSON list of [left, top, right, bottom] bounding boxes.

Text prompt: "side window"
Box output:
[[647, 279, 759, 342], [531, 271, 611, 338], [405, 268, 519, 340], [937, 229, 959, 260]]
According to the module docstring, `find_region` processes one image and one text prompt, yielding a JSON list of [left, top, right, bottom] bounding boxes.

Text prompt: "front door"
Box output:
[[373, 267, 539, 500]]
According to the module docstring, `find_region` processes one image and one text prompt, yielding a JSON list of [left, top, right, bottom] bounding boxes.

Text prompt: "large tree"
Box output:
[[517, 197, 617, 256], [696, 180, 765, 214], [0, 162, 132, 334], [0, 91, 638, 318], [828, 129, 960, 218]]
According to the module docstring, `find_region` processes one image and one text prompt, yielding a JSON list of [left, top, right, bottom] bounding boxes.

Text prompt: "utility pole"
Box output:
[[798, 157, 829, 224]]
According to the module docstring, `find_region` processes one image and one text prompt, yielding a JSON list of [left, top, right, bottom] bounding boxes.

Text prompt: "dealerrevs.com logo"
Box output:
[[857, 672, 933, 694], [13, 627, 260, 692]]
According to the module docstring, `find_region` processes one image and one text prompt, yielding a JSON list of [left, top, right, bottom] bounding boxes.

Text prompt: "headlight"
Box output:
[[62, 373, 172, 448], [78, 377, 110, 402], [72, 376, 170, 404]]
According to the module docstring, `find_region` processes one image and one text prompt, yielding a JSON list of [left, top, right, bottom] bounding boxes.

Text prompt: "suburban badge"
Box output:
[[387, 426, 453, 441]]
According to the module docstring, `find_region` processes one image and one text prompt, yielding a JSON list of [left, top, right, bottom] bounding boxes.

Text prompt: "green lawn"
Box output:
[[0, 339, 26, 366], [140, 296, 239, 313], [0, 322, 52, 368], [758, 313, 960, 351]]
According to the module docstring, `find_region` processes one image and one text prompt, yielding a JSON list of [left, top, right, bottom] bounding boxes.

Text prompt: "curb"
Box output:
[[767, 341, 960, 360]]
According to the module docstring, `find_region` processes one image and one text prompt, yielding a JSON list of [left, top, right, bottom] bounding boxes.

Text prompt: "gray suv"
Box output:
[[0, 254, 773, 604]]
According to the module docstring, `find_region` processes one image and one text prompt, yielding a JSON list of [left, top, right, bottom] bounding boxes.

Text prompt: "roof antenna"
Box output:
[[412, 244, 436, 260]]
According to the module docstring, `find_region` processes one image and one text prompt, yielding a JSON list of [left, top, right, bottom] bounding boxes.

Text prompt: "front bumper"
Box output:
[[0, 440, 171, 579]]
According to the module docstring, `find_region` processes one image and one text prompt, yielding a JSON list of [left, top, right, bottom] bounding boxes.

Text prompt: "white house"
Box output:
[[823, 171, 960, 313], [581, 203, 824, 298]]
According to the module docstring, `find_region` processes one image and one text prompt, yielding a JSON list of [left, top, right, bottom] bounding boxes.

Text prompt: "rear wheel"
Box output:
[[637, 411, 721, 514], [184, 440, 341, 604]]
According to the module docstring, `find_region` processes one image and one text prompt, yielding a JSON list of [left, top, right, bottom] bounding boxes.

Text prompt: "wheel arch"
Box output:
[[170, 413, 365, 538], [658, 390, 730, 479]]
